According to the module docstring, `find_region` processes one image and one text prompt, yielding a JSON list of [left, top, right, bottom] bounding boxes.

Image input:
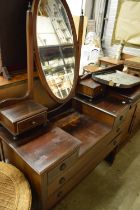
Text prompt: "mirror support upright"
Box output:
[[26, 5, 34, 99], [77, 8, 84, 75]]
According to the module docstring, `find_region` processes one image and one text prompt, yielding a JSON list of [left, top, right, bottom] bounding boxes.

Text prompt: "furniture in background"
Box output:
[[125, 57, 140, 77], [99, 56, 124, 67]]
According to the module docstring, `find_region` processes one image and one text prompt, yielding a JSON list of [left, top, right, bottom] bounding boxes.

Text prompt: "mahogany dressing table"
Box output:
[[0, 0, 140, 209]]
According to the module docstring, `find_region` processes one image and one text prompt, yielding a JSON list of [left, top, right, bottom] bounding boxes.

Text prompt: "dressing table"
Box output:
[[0, 0, 140, 210]]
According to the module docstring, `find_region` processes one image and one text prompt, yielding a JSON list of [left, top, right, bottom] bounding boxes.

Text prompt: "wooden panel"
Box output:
[[0, 100, 48, 135], [99, 57, 124, 66], [0, 100, 47, 123], [77, 78, 105, 98], [109, 85, 140, 103], [130, 101, 140, 134], [47, 131, 119, 196], [0, 127, 81, 174], [17, 111, 47, 133], [73, 98, 115, 127], [47, 134, 122, 209], [48, 150, 78, 184], [119, 106, 136, 144]]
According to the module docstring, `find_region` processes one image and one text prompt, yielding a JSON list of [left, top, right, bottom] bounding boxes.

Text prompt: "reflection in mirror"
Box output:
[[36, 0, 75, 99]]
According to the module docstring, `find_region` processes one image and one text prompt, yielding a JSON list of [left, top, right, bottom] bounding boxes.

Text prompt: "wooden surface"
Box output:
[[0, 72, 38, 87], [74, 94, 129, 117], [109, 85, 140, 103], [0, 100, 48, 135], [125, 56, 140, 69], [77, 78, 105, 98], [0, 126, 81, 174], [1, 87, 140, 209], [99, 57, 124, 66], [0, 70, 140, 210], [83, 65, 102, 73]]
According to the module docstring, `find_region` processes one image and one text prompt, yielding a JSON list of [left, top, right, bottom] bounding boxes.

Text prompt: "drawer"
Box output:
[[115, 113, 127, 127], [17, 111, 47, 134], [48, 133, 119, 196], [48, 150, 79, 184], [47, 134, 122, 209], [48, 175, 67, 196], [106, 134, 122, 151]]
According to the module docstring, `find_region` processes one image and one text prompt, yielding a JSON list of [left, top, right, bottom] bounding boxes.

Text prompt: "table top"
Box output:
[[0, 126, 81, 175], [99, 57, 124, 65]]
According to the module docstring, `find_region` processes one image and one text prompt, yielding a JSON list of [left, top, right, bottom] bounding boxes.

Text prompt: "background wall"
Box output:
[[0, 0, 32, 72], [102, 0, 140, 57]]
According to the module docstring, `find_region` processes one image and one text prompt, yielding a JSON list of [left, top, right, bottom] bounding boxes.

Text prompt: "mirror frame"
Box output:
[[32, 0, 79, 103]]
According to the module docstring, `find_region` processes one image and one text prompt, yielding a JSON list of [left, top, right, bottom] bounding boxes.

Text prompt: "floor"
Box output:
[[53, 129, 140, 210]]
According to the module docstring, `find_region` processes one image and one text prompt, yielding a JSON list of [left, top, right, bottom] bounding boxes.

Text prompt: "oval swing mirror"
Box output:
[[32, 0, 78, 103]]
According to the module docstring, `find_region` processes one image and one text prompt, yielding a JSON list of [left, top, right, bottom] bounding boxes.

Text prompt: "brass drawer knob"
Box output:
[[59, 177, 66, 185], [32, 121, 36, 125], [60, 163, 67, 171]]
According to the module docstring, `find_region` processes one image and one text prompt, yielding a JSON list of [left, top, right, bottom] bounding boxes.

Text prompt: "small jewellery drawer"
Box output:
[[48, 150, 78, 184], [17, 111, 47, 133]]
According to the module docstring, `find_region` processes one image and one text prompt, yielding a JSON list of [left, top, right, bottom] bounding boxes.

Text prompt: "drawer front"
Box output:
[[17, 111, 47, 134], [48, 175, 67, 196], [48, 150, 78, 184], [106, 134, 122, 151], [48, 133, 122, 196], [47, 134, 122, 209], [114, 113, 127, 128]]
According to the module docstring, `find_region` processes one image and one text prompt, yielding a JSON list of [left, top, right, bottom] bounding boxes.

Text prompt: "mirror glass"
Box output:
[[36, 0, 75, 99]]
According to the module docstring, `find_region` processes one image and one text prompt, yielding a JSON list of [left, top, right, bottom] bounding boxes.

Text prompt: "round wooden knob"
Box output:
[[60, 163, 66, 171], [113, 140, 117, 146], [59, 177, 66, 185], [119, 115, 123, 121], [57, 191, 63, 198]]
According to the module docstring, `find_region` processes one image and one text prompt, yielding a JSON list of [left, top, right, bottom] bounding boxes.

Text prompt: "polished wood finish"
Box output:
[[0, 126, 81, 210], [77, 78, 105, 99], [130, 101, 140, 134], [26, 8, 34, 99], [83, 65, 101, 73], [99, 56, 124, 67], [0, 2, 140, 210], [47, 133, 122, 209], [0, 72, 37, 87], [1, 82, 140, 209], [0, 100, 48, 136], [0, 9, 49, 137]]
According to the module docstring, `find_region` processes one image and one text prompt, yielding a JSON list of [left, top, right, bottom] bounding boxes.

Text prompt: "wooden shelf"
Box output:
[[0, 72, 38, 88]]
